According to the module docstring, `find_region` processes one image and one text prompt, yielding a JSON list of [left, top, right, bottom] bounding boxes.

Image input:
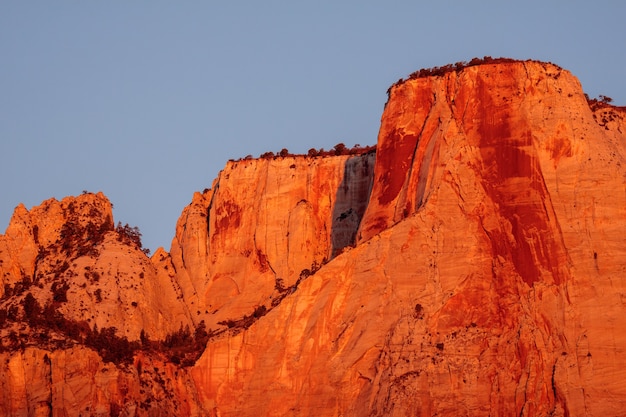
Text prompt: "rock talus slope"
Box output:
[[0, 60, 625, 416]]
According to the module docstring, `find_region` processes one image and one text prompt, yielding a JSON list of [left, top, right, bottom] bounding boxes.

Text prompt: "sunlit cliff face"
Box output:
[[1, 59, 625, 416]]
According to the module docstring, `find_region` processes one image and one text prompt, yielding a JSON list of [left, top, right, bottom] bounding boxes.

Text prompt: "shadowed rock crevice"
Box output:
[[330, 152, 376, 257], [1, 59, 625, 416]]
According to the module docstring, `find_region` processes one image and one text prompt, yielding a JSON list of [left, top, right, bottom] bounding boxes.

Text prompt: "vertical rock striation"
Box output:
[[0, 59, 624, 416], [190, 60, 626, 416], [167, 153, 375, 330]]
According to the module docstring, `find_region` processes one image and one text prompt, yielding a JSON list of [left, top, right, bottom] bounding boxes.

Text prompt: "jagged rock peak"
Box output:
[[1, 192, 114, 290]]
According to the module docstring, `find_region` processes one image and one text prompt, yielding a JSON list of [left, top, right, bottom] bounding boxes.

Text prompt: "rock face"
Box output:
[[168, 154, 375, 331], [1, 59, 625, 416]]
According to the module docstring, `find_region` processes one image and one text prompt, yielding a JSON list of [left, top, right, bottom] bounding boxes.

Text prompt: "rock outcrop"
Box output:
[[167, 153, 375, 330], [0, 59, 625, 416], [0, 193, 193, 342]]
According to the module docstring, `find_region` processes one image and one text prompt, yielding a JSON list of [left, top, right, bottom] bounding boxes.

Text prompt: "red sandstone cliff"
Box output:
[[0, 59, 625, 416]]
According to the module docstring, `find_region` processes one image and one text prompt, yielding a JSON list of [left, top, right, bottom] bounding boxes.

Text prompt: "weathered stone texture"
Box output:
[[1, 60, 624, 416]]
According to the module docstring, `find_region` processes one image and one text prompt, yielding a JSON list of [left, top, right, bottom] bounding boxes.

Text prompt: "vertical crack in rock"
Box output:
[[397, 101, 435, 218], [414, 118, 441, 211], [1, 60, 625, 416], [204, 177, 220, 255], [44, 353, 53, 416], [330, 153, 376, 257]]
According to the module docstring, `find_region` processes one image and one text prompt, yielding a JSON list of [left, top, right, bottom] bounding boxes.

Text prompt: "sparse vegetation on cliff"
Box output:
[[56, 201, 114, 258], [116, 222, 151, 255], [405, 56, 525, 80], [586, 94, 626, 130], [301, 143, 376, 158], [2, 291, 205, 366], [0, 254, 324, 363], [216, 259, 326, 337], [386, 56, 565, 102], [230, 143, 376, 163], [0, 291, 211, 366]]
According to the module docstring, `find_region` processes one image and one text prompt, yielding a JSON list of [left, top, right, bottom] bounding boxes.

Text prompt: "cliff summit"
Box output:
[[1, 58, 625, 416]]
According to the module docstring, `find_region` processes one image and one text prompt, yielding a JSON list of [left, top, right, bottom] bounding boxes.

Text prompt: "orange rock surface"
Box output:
[[0, 59, 625, 416], [167, 154, 375, 331]]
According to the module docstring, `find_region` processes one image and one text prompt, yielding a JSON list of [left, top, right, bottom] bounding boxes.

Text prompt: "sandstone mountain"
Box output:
[[1, 58, 625, 416]]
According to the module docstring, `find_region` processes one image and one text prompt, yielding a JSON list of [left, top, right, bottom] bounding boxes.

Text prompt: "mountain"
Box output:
[[1, 58, 625, 416]]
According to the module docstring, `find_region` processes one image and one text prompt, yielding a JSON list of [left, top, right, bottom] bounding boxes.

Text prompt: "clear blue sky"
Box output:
[[2, 1, 625, 252]]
